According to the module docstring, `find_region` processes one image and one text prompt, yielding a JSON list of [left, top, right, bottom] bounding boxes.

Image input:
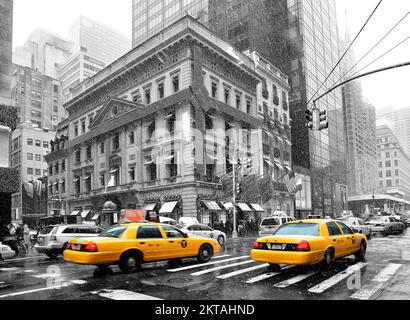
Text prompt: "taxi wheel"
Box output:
[[217, 235, 225, 247], [119, 251, 142, 273], [197, 244, 213, 263], [355, 241, 367, 261], [321, 248, 334, 268]]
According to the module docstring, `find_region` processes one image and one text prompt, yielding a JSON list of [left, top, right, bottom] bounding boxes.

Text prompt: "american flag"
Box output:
[[283, 171, 297, 193]]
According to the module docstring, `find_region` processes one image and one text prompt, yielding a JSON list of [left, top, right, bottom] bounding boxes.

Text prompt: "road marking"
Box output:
[[350, 263, 402, 300], [70, 280, 87, 285], [308, 262, 368, 294], [217, 264, 269, 279], [274, 272, 317, 288], [0, 283, 72, 299], [167, 256, 249, 273], [31, 273, 63, 279], [191, 260, 255, 276], [244, 266, 294, 284], [213, 254, 232, 260], [0, 268, 20, 272], [92, 289, 162, 300]]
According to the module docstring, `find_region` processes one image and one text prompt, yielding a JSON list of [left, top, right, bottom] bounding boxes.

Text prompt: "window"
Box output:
[[84, 175, 92, 192], [35, 140, 41, 147], [394, 160, 399, 166], [99, 173, 105, 187], [386, 170, 392, 177], [129, 167, 136, 181], [35, 169, 41, 176], [35, 154, 41, 162], [385, 152, 390, 158], [172, 76, 179, 93], [136, 226, 163, 239], [145, 88, 151, 105], [386, 180, 392, 187], [27, 139, 33, 146], [100, 226, 127, 238], [74, 123, 79, 137], [148, 120, 156, 140], [55, 162, 59, 174], [99, 142, 105, 154], [165, 113, 175, 134], [27, 153, 33, 160], [61, 160, 65, 172], [43, 141, 49, 148], [211, 82, 218, 98], [158, 83, 164, 99], [378, 162, 382, 168], [49, 165, 53, 175], [81, 120, 86, 134], [162, 225, 185, 239], [337, 222, 353, 235], [379, 172, 383, 178], [385, 161, 391, 168], [395, 170, 399, 176], [86, 145, 92, 159], [27, 168, 33, 175], [224, 88, 230, 104], [246, 99, 251, 114], [326, 222, 342, 236], [129, 131, 135, 145], [75, 150, 81, 163], [74, 176, 81, 194], [113, 134, 120, 150], [236, 95, 241, 109]]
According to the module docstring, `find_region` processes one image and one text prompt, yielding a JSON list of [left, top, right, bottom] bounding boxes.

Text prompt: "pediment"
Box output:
[[90, 98, 143, 129]]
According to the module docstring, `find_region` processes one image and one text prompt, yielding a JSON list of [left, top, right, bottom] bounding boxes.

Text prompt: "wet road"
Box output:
[[1, 231, 410, 300]]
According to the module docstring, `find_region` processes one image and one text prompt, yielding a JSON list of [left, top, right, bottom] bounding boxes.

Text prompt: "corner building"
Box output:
[[49, 16, 292, 226]]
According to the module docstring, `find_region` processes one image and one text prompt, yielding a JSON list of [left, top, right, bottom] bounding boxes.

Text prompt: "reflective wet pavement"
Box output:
[[1, 232, 410, 300]]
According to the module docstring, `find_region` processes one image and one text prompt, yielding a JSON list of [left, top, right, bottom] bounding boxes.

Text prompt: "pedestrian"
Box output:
[[8, 223, 16, 236], [23, 224, 31, 251]]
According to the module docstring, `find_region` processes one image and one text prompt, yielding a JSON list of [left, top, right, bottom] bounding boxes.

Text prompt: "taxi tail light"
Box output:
[[296, 241, 311, 252], [253, 241, 261, 249], [66, 243, 71, 250], [85, 241, 98, 252]]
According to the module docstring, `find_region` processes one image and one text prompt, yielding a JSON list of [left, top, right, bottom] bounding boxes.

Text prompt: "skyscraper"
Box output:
[[377, 107, 410, 158], [0, 0, 13, 105], [209, 0, 348, 216], [132, 0, 209, 48], [341, 23, 377, 197]]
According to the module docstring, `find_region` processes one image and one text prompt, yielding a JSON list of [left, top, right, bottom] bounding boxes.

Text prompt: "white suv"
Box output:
[[35, 224, 103, 258], [259, 214, 296, 237]]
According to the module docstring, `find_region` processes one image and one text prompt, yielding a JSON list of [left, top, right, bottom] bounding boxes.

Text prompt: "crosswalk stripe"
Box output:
[[217, 264, 269, 280], [244, 265, 294, 284], [350, 263, 402, 300], [213, 254, 232, 260], [70, 280, 87, 285], [167, 255, 249, 273], [308, 262, 368, 294], [0, 267, 20, 272], [191, 260, 255, 276], [0, 283, 72, 299], [92, 289, 162, 300], [274, 272, 317, 288]]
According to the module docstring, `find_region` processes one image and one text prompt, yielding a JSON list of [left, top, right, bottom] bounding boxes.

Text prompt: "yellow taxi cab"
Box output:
[[63, 223, 221, 272], [251, 219, 368, 269]]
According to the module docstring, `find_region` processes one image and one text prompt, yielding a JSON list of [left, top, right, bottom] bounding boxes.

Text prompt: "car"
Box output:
[[251, 219, 368, 268], [338, 217, 372, 240], [366, 216, 404, 236], [35, 224, 104, 258], [179, 224, 227, 246], [0, 242, 16, 260], [159, 216, 178, 226], [63, 223, 221, 272], [391, 217, 407, 230], [259, 215, 296, 237], [178, 217, 200, 226]]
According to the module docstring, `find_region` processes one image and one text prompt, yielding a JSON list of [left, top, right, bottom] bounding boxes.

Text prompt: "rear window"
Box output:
[[274, 223, 319, 236], [99, 226, 127, 238], [261, 218, 280, 226], [39, 226, 55, 235]]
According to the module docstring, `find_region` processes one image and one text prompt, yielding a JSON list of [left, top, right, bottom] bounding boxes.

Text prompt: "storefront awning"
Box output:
[[143, 203, 157, 211], [201, 200, 223, 211], [70, 210, 80, 216], [236, 203, 253, 212], [91, 212, 101, 221], [264, 159, 274, 167], [159, 201, 178, 215], [275, 162, 284, 170], [81, 210, 91, 218], [250, 204, 265, 212], [284, 165, 292, 172], [223, 202, 234, 210]]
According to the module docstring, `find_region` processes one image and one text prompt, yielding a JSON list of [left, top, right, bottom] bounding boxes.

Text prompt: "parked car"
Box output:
[[0, 242, 16, 260], [159, 216, 178, 226], [179, 224, 227, 246], [258, 215, 296, 237], [178, 217, 200, 226], [35, 224, 104, 258], [338, 217, 372, 239], [391, 216, 407, 230], [366, 216, 404, 236]]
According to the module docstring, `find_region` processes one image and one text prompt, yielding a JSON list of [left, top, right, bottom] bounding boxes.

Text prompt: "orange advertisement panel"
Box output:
[[120, 209, 147, 223]]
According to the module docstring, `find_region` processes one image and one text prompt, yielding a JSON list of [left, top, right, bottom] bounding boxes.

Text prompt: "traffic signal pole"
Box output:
[[232, 148, 238, 238]]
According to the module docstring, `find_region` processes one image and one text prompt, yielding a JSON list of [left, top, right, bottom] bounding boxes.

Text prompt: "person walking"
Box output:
[[23, 224, 31, 251]]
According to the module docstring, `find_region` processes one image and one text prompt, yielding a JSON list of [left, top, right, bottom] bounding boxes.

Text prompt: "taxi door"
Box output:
[[336, 221, 359, 255], [326, 222, 346, 258], [161, 225, 197, 259], [135, 225, 168, 261]]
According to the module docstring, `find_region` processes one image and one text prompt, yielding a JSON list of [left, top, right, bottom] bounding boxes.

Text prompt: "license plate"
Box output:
[[267, 243, 283, 250], [72, 244, 81, 251]]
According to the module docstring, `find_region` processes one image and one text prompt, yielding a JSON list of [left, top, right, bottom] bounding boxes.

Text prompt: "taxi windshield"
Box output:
[[99, 225, 127, 238], [274, 223, 319, 236]]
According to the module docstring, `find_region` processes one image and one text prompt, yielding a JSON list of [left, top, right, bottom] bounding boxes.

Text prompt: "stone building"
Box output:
[[47, 16, 292, 227], [0, 0, 13, 105]]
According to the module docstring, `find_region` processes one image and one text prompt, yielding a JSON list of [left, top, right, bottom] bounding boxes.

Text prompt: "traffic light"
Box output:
[[236, 182, 242, 194], [305, 109, 314, 130], [319, 110, 329, 130]]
